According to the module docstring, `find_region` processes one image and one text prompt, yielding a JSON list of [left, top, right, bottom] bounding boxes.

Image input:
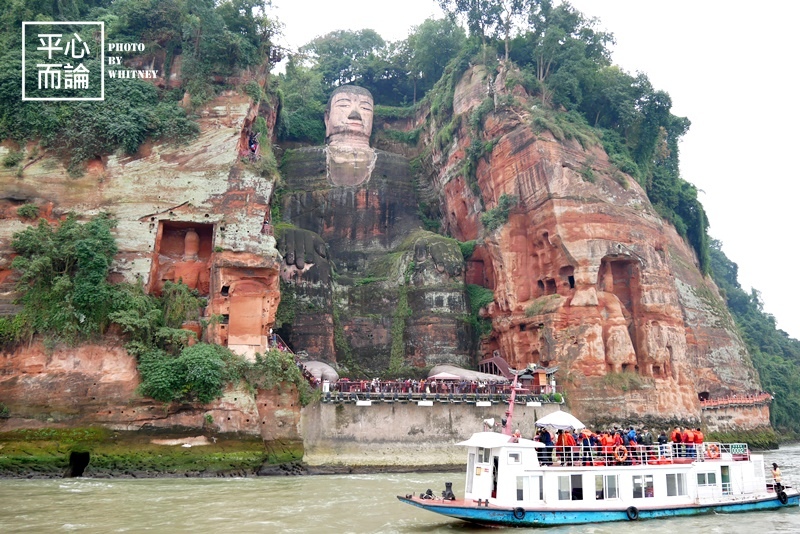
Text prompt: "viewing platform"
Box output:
[[319, 390, 563, 405]]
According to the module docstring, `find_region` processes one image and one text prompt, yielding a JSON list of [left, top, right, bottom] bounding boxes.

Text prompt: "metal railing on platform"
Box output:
[[320, 390, 562, 405]]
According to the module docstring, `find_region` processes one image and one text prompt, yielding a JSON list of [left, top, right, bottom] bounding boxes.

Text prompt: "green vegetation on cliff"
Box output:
[[709, 240, 800, 436], [3, 216, 312, 407], [0, 0, 276, 172], [7, 213, 119, 344], [275, 2, 710, 273]]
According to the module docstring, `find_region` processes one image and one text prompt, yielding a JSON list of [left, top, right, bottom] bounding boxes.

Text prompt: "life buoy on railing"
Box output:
[[778, 490, 789, 505], [626, 506, 639, 520], [614, 445, 629, 463], [512, 507, 526, 520], [706, 444, 721, 459]]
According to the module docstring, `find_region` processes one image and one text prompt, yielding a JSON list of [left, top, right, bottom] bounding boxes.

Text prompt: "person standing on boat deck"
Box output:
[[579, 430, 593, 465], [773, 463, 783, 492], [671, 426, 683, 457], [657, 430, 669, 457], [539, 428, 554, 465], [566, 429, 577, 465], [694, 428, 704, 457], [683, 427, 695, 458]]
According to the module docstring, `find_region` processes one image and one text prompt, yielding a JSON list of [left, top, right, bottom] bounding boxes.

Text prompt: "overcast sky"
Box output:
[[270, 0, 800, 340]]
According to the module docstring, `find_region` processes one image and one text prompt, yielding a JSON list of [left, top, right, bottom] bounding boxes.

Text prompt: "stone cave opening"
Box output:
[[64, 451, 90, 477]]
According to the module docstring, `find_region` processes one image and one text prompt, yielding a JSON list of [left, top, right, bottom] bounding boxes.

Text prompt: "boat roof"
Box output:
[[456, 432, 544, 449]]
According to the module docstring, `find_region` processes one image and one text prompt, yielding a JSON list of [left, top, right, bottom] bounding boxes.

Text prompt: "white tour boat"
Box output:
[[398, 388, 798, 526]]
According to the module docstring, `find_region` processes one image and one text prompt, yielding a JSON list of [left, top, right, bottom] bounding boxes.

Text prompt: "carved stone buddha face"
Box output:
[[325, 85, 374, 148]]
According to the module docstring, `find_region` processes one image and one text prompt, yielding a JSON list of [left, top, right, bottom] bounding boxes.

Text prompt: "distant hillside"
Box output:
[[709, 240, 800, 435]]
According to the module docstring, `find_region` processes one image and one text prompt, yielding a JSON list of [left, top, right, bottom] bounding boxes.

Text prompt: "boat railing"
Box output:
[[540, 442, 750, 467]]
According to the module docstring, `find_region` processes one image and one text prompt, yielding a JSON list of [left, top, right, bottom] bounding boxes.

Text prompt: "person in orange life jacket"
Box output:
[[600, 431, 614, 464], [683, 427, 695, 458], [694, 427, 704, 456], [556, 430, 577, 466], [671, 426, 682, 456]]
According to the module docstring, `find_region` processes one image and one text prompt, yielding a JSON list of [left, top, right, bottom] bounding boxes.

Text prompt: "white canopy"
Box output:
[[427, 364, 509, 383], [302, 361, 339, 382], [427, 372, 462, 380], [535, 410, 585, 430]]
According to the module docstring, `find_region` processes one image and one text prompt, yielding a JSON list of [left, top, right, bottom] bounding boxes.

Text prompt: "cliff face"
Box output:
[[0, 88, 292, 434], [423, 66, 762, 425], [0, 62, 768, 435], [277, 145, 471, 371], [0, 339, 300, 439]]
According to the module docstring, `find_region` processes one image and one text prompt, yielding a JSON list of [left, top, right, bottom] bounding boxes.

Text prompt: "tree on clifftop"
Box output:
[[439, 0, 535, 61]]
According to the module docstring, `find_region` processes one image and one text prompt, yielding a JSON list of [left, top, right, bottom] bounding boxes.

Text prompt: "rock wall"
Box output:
[[277, 145, 471, 371], [702, 405, 772, 433], [0, 60, 772, 441], [420, 65, 765, 427], [0, 89, 282, 359], [301, 401, 561, 466], [0, 340, 301, 441]]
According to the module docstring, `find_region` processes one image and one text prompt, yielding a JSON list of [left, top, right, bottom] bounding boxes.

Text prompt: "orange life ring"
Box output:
[[614, 445, 629, 463], [706, 444, 720, 459]]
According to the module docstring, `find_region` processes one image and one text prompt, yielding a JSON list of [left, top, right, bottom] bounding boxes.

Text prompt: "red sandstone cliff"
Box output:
[[0, 81, 293, 434], [419, 65, 763, 426], [0, 61, 769, 435]]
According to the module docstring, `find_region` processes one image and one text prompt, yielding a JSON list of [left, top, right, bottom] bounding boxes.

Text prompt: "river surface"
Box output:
[[2, 445, 800, 533]]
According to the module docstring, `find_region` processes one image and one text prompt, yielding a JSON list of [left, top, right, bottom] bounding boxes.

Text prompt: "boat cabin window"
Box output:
[[697, 472, 717, 486], [595, 474, 619, 500], [507, 451, 521, 465], [666, 473, 688, 496], [514, 475, 544, 502], [632, 474, 654, 498], [516, 476, 528, 501], [558, 474, 584, 501], [477, 448, 492, 463]]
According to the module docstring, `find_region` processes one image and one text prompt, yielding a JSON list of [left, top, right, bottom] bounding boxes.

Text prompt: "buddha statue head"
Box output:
[[325, 85, 374, 148]]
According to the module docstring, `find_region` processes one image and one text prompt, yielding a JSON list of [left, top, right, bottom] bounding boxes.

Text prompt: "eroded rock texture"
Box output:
[[0, 90, 281, 361], [421, 65, 762, 425], [277, 147, 471, 371], [0, 88, 288, 432]]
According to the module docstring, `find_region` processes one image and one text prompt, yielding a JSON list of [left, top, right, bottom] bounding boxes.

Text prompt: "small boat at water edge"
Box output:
[[397, 431, 798, 527]]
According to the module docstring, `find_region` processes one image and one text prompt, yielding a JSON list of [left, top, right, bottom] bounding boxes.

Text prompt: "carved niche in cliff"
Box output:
[[597, 256, 640, 374], [208, 270, 280, 360], [276, 86, 470, 370], [148, 222, 213, 296], [146, 219, 281, 360]]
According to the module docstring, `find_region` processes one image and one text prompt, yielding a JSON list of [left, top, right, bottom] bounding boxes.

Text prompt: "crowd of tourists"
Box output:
[[331, 378, 510, 395], [533, 425, 707, 466]]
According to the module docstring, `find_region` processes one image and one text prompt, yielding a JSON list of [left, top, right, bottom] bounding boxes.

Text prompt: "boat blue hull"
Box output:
[[397, 494, 800, 527]]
